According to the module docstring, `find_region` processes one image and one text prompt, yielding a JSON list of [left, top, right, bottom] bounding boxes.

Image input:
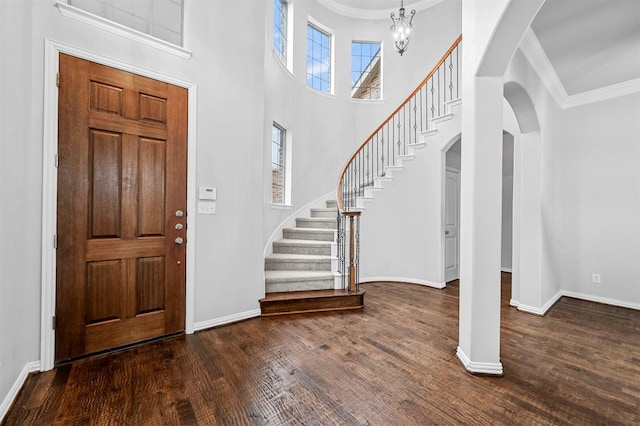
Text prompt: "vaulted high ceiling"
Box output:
[[322, 0, 640, 97]]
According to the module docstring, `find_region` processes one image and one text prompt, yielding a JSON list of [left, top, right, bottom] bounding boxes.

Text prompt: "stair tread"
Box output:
[[274, 239, 332, 246], [266, 253, 332, 261], [285, 227, 335, 233], [297, 217, 336, 222], [265, 270, 335, 279]]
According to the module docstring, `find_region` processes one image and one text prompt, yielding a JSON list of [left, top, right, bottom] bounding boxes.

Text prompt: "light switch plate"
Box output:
[[198, 201, 216, 215]]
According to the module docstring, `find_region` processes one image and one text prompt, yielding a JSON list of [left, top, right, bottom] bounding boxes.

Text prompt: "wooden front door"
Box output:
[[55, 54, 188, 361]]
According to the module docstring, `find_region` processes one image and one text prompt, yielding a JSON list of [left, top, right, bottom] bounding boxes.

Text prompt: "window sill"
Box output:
[[304, 85, 336, 99], [349, 98, 385, 104], [55, 1, 193, 60], [271, 203, 293, 210], [272, 50, 295, 80]]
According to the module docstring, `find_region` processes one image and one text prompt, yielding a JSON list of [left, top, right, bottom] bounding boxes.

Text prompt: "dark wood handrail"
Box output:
[[337, 34, 462, 213]]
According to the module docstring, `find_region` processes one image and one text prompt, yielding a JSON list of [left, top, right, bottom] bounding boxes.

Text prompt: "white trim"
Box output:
[[519, 29, 640, 109], [55, 1, 192, 59], [316, 0, 445, 20], [519, 29, 567, 107], [456, 347, 503, 376], [501, 267, 512, 273], [509, 299, 520, 308], [0, 361, 40, 421], [360, 276, 446, 289], [563, 78, 640, 109], [40, 39, 197, 371], [194, 309, 261, 332], [561, 290, 640, 311]]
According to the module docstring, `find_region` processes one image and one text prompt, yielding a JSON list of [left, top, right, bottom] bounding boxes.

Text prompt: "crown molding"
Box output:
[[316, 0, 445, 20], [519, 28, 640, 109], [518, 28, 567, 106]]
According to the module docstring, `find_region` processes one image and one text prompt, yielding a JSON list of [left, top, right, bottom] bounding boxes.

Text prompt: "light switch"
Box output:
[[199, 186, 216, 200], [198, 201, 216, 215]]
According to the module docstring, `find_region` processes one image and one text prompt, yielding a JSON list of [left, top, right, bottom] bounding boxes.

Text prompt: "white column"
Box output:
[[457, 76, 504, 375], [514, 131, 543, 313]]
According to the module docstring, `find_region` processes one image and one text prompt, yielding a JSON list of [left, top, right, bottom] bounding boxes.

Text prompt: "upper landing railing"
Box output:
[[335, 35, 462, 293]]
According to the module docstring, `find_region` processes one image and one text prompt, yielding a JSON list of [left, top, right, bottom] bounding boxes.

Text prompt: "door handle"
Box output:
[[445, 230, 450, 235], [174, 237, 184, 245]]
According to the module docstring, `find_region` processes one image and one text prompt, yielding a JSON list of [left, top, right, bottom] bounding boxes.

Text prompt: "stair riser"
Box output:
[[265, 260, 331, 271], [325, 200, 338, 209], [273, 245, 331, 256], [310, 209, 337, 218], [295, 219, 337, 229], [260, 292, 365, 315], [283, 229, 335, 241], [265, 279, 335, 293]]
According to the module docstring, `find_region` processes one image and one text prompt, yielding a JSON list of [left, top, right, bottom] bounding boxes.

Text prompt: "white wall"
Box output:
[[0, 0, 42, 413], [262, 0, 463, 247], [560, 93, 640, 306], [0, 0, 464, 413]]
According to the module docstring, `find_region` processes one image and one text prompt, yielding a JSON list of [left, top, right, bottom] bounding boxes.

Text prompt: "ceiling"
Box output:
[[531, 0, 640, 96], [324, 0, 640, 97]]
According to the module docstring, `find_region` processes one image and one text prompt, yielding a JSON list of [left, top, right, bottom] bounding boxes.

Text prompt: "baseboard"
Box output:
[[501, 268, 512, 273], [0, 361, 40, 421], [517, 290, 563, 316], [561, 290, 640, 311], [360, 276, 446, 289], [509, 299, 519, 308], [456, 347, 503, 376], [193, 309, 261, 332]]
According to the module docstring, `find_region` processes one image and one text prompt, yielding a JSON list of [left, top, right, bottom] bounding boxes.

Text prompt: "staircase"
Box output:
[[260, 200, 365, 316]]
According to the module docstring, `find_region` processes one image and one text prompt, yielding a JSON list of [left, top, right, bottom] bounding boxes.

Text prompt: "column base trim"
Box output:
[[456, 346, 503, 376]]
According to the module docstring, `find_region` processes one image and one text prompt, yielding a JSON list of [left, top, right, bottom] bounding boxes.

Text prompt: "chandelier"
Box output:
[[390, 0, 416, 56]]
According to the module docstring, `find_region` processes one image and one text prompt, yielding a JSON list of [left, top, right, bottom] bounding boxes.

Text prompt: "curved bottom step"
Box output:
[[259, 289, 365, 316]]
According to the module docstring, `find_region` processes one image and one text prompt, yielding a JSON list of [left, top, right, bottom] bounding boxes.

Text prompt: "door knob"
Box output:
[[445, 230, 450, 235], [174, 237, 184, 245]]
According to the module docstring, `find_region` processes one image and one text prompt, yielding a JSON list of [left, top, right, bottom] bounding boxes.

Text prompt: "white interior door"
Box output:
[[445, 169, 460, 282]]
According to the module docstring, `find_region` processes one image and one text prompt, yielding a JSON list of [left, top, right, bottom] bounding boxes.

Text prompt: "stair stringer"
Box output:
[[358, 99, 462, 288]]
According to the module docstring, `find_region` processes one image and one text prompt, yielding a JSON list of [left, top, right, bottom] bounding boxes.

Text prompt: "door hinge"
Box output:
[[53, 234, 58, 249], [52, 316, 56, 330], [56, 72, 60, 88], [54, 153, 58, 168]]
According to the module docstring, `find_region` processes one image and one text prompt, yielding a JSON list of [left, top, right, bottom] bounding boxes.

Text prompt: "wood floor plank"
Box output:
[[3, 274, 639, 425]]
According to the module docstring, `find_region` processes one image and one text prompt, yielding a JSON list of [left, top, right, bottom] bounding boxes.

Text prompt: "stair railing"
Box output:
[[336, 35, 462, 292]]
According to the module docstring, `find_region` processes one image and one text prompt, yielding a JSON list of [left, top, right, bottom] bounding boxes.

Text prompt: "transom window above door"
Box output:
[[66, 0, 184, 46]]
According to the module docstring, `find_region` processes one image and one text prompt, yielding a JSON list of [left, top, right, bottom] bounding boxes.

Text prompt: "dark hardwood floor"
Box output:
[[4, 274, 639, 425]]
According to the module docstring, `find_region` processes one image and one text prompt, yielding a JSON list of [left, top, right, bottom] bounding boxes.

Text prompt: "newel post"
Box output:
[[345, 211, 361, 293]]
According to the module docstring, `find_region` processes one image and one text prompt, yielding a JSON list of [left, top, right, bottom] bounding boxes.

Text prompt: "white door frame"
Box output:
[[40, 39, 198, 371], [444, 167, 461, 282]]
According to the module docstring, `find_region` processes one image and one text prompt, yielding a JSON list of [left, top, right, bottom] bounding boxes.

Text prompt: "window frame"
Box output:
[[306, 19, 334, 95], [351, 40, 383, 100], [271, 122, 290, 206]]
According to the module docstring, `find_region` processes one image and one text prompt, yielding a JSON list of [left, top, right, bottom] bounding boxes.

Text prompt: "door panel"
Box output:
[[56, 54, 187, 361], [445, 170, 460, 282]]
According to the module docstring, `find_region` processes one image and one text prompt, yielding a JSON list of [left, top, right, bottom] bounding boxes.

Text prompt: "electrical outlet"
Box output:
[[592, 273, 601, 284]]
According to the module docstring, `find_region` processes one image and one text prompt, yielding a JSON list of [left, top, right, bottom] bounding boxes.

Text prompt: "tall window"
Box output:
[[351, 41, 382, 99], [68, 0, 183, 46], [272, 123, 287, 204], [273, 0, 288, 62], [306, 23, 332, 93]]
